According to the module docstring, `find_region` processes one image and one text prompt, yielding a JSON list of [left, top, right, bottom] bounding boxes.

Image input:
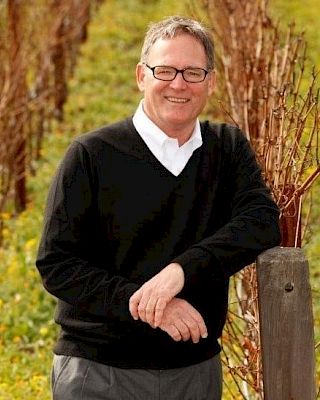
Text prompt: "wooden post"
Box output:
[[257, 247, 316, 400]]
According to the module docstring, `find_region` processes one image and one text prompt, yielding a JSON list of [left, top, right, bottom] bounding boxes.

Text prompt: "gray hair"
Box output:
[[140, 16, 215, 70]]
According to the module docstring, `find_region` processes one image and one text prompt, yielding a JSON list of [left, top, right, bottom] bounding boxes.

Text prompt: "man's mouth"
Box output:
[[165, 96, 189, 103]]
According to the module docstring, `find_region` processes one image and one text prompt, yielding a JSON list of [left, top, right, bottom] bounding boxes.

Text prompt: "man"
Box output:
[[36, 16, 281, 400]]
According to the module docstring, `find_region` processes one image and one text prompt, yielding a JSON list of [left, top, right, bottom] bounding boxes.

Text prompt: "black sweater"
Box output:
[[36, 118, 281, 369]]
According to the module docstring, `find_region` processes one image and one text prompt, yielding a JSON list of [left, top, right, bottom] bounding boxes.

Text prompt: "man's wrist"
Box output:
[[167, 262, 185, 291]]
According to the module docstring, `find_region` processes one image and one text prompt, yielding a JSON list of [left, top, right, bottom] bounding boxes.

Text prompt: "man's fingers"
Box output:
[[163, 325, 182, 342], [144, 297, 158, 326], [153, 297, 167, 327], [192, 312, 208, 339], [184, 318, 201, 344], [129, 287, 156, 323], [174, 319, 191, 342], [141, 296, 169, 326], [184, 315, 207, 343], [187, 309, 208, 340], [129, 290, 141, 320], [130, 287, 171, 326]]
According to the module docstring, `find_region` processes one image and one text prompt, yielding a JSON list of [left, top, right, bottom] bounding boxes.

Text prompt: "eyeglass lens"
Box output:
[[149, 65, 207, 82]]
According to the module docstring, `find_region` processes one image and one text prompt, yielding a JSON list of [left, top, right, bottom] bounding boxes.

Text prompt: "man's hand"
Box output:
[[159, 298, 208, 344], [129, 263, 184, 327]]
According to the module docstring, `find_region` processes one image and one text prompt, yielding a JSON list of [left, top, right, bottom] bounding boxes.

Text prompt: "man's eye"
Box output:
[[185, 69, 202, 77], [157, 68, 174, 75]]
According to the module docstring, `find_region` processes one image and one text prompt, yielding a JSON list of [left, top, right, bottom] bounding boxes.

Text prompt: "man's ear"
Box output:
[[136, 62, 146, 92], [207, 70, 216, 97]]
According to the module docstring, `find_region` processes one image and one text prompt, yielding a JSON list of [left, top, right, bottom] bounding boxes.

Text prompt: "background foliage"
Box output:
[[0, 0, 319, 398]]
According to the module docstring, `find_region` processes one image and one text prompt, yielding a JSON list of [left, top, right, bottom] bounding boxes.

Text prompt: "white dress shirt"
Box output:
[[132, 101, 202, 176]]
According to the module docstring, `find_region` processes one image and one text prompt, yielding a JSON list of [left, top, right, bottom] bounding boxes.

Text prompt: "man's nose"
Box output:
[[169, 72, 188, 89]]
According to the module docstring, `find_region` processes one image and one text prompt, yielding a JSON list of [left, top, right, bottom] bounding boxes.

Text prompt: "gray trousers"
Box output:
[[52, 354, 222, 400]]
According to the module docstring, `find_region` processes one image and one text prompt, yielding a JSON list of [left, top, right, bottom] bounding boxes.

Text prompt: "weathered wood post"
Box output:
[[257, 247, 316, 400]]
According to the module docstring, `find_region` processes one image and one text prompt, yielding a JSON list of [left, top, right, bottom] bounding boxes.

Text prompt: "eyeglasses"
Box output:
[[144, 64, 210, 83]]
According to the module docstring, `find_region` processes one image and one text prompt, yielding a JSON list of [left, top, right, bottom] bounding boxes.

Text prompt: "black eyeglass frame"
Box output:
[[144, 63, 210, 83]]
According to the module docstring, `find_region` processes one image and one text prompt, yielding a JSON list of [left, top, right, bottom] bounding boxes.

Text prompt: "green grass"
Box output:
[[0, 0, 319, 398], [271, 0, 320, 68]]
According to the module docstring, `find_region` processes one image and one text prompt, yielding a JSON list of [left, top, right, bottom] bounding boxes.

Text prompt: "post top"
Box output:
[[257, 246, 306, 264]]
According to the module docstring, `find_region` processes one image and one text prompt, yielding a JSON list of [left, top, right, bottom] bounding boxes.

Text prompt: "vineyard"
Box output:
[[0, 0, 319, 398]]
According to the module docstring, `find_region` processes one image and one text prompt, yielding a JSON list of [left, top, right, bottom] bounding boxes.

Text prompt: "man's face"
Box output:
[[136, 34, 215, 139]]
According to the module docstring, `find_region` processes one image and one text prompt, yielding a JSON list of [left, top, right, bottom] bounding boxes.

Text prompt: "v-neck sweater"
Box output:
[[36, 118, 281, 369]]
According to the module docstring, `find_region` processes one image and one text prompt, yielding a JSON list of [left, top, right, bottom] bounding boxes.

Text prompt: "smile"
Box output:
[[165, 96, 189, 103]]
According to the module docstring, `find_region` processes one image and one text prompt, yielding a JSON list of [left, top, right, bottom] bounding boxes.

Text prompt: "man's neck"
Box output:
[[162, 126, 195, 146], [139, 101, 198, 146]]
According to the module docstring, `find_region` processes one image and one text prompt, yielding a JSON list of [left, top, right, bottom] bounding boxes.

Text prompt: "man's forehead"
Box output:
[[151, 32, 198, 46], [147, 35, 207, 64], [148, 34, 205, 54]]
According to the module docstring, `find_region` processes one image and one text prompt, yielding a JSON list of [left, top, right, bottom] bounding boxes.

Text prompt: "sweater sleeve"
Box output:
[[36, 141, 139, 322], [172, 129, 281, 288]]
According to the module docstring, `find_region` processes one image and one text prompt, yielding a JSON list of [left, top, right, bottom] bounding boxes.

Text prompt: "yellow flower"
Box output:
[[1, 212, 11, 220], [13, 336, 21, 344], [25, 238, 37, 252], [2, 228, 10, 239], [39, 326, 49, 337], [14, 293, 22, 303], [0, 382, 9, 390], [7, 258, 19, 276], [30, 374, 47, 392]]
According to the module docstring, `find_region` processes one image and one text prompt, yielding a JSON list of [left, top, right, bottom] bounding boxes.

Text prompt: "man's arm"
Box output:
[[36, 141, 139, 323], [173, 131, 281, 287], [129, 129, 281, 326]]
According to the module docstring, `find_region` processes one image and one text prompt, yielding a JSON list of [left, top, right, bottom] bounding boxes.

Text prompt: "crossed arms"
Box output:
[[129, 262, 208, 344]]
